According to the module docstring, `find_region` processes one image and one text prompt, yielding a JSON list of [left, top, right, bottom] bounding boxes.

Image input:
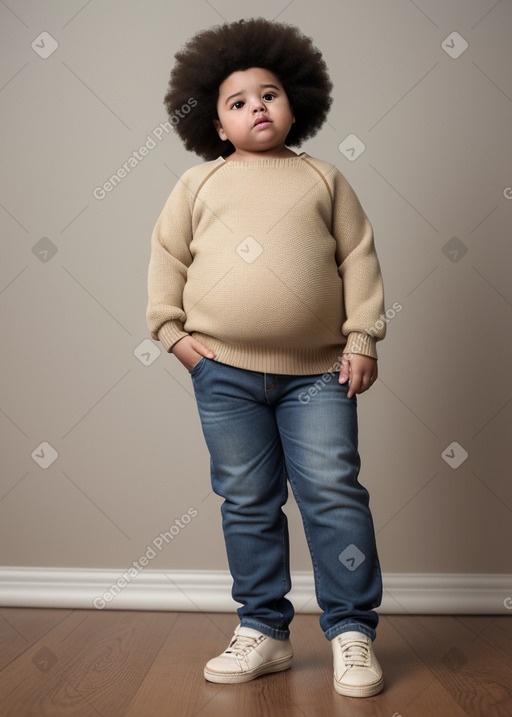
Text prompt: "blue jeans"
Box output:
[[190, 357, 382, 642]]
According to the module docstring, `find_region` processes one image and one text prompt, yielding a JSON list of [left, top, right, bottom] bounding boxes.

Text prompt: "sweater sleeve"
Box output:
[[331, 170, 385, 360], [146, 176, 194, 352]]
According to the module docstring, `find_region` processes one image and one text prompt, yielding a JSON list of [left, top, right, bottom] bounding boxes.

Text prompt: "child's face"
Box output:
[[214, 67, 295, 158]]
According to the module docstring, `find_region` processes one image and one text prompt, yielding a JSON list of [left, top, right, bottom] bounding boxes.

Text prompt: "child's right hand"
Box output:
[[170, 335, 216, 372]]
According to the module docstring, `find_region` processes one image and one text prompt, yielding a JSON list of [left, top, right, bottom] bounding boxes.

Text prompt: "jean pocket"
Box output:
[[188, 356, 207, 377]]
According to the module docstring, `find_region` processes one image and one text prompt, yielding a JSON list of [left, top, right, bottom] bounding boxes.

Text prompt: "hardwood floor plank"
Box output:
[[0, 610, 89, 687], [457, 615, 512, 662], [387, 615, 512, 716], [0, 610, 175, 717], [0, 608, 73, 672], [0, 609, 102, 716], [402, 679, 475, 717]]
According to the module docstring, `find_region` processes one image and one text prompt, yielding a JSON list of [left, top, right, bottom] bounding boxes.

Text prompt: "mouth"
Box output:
[[253, 117, 272, 128]]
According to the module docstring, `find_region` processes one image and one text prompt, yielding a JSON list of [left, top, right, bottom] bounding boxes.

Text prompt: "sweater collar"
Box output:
[[218, 152, 308, 167]]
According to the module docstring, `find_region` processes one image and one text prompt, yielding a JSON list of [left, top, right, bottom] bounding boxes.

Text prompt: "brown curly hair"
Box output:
[[164, 17, 333, 161]]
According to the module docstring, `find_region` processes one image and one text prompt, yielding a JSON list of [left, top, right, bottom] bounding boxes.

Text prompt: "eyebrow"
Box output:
[[224, 84, 281, 106]]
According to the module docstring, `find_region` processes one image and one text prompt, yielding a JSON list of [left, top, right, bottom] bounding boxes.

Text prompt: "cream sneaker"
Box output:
[[332, 631, 384, 697], [204, 624, 293, 683]]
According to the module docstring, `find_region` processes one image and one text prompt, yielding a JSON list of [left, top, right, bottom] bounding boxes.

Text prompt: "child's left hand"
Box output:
[[338, 354, 378, 399]]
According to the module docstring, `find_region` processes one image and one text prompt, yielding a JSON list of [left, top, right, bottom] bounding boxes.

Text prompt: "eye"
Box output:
[[231, 100, 245, 110], [262, 93, 276, 101]]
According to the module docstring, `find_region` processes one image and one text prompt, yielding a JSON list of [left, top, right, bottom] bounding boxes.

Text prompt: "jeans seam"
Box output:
[[264, 373, 278, 402], [240, 618, 290, 640], [327, 621, 376, 641], [280, 457, 291, 627], [286, 468, 326, 614]]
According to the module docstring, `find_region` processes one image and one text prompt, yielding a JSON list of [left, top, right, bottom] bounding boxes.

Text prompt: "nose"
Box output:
[[251, 97, 266, 112]]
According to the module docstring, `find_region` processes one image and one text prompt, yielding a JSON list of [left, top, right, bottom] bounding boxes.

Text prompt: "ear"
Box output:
[[213, 118, 227, 141]]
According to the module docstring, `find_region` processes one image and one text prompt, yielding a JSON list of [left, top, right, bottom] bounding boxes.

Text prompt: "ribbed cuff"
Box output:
[[342, 332, 378, 360], [157, 320, 189, 352]]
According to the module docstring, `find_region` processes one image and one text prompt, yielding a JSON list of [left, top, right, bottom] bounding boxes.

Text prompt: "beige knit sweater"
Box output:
[[146, 152, 385, 374]]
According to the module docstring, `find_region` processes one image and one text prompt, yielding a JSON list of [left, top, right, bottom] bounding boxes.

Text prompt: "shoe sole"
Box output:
[[334, 677, 384, 697], [204, 654, 293, 684], [333, 675, 384, 698]]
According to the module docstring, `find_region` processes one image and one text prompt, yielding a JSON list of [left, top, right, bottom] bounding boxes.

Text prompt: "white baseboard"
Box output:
[[0, 567, 510, 614]]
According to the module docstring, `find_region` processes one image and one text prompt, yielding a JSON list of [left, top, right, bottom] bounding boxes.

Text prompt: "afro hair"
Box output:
[[164, 17, 333, 161]]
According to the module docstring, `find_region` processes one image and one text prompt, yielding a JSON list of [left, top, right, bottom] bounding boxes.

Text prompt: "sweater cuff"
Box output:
[[343, 332, 378, 360], [157, 320, 189, 352]]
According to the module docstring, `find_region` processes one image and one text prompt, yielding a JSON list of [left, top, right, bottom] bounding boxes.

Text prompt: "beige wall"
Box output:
[[1, 0, 510, 580]]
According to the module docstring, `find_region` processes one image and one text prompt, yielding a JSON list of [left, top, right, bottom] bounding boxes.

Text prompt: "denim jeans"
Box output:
[[189, 357, 382, 642]]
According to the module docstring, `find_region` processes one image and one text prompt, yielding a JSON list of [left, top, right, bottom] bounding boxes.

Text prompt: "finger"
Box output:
[[360, 374, 373, 393], [347, 381, 358, 399], [339, 355, 350, 383], [347, 372, 362, 398], [338, 366, 349, 383], [351, 365, 376, 396], [192, 339, 215, 358], [358, 370, 377, 394], [367, 366, 378, 388]]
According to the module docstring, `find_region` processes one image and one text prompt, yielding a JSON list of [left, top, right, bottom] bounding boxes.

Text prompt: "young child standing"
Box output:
[[146, 18, 386, 698]]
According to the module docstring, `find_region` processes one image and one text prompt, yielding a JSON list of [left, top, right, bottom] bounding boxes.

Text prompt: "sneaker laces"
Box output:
[[340, 638, 370, 667], [224, 632, 261, 657]]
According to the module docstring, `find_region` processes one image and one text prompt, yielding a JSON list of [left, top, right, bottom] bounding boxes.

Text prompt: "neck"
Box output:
[[224, 147, 298, 162]]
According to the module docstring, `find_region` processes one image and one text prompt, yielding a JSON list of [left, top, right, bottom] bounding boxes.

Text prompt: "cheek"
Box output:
[[227, 116, 244, 133], [277, 102, 294, 123]]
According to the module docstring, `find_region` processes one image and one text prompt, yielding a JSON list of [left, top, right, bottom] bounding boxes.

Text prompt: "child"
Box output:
[[146, 17, 386, 698]]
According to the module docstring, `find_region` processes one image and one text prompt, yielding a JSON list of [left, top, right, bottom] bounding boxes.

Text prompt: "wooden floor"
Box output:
[[0, 609, 510, 716]]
